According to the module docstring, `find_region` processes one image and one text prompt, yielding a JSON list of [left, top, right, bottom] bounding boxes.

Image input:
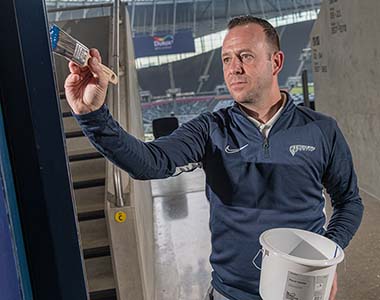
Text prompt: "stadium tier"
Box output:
[[137, 20, 315, 97]]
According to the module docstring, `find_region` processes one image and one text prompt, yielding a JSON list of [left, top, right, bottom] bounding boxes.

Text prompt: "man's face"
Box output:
[[222, 23, 277, 104]]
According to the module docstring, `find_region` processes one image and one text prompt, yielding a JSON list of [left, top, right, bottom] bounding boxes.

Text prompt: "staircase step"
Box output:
[[74, 185, 104, 215], [84, 246, 111, 259], [74, 178, 105, 190], [62, 111, 72, 118], [79, 218, 109, 250], [60, 98, 71, 114], [90, 288, 117, 300], [78, 210, 105, 222], [69, 152, 103, 162], [67, 148, 102, 159], [66, 130, 85, 139], [66, 136, 96, 156], [63, 115, 81, 133], [85, 256, 115, 294], [70, 157, 105, 183]]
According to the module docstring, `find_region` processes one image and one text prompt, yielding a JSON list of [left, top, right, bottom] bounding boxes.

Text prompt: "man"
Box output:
[[65, 16, 363, 300]]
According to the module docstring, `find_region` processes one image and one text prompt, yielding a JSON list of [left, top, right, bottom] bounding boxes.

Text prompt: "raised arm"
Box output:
[[65, 48, 210, 180], [74, 106, 210, 179]]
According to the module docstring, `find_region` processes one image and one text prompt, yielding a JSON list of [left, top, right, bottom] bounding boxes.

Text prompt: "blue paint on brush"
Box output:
[[49, 24, 60, 50]]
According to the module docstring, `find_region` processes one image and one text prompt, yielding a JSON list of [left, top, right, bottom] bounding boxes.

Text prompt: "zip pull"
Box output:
[[263, 138, 270, 158]]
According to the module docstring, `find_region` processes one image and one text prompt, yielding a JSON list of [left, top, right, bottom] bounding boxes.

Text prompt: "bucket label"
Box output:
[[283, 271, 328, 300]]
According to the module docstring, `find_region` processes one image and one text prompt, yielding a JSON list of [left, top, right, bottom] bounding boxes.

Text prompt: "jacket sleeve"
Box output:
[[322, 120, 364, 249], [74, 104, 210, 180]]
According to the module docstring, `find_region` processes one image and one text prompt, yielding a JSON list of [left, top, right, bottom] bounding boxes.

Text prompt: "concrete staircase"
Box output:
[[61, 97, 117, 300]]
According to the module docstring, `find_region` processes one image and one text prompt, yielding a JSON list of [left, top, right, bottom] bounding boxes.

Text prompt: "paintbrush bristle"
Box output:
[[49, 24, 89, 66]]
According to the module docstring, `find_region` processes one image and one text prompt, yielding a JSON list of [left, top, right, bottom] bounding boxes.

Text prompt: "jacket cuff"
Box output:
[[73, 104, 108, 121]]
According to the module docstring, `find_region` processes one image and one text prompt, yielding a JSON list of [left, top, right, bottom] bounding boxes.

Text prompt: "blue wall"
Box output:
[[0, 103, 32, 300], [0, 172, 22, 300]]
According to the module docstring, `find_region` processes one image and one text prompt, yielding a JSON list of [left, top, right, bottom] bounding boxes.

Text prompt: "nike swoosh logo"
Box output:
[[225, 144, 248, 154]]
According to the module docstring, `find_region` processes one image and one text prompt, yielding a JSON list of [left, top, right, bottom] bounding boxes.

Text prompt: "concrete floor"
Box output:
[[330, 191, 380, 299], [151, 168, 211, 300], [152, 168, 380, 300]]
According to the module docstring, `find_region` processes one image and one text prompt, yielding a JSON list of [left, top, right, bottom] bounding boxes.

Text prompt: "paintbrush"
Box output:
[[49, 24, 118, 85]]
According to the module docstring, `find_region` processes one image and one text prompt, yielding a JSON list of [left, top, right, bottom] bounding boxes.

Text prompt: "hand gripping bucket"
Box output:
[[252, 228, 344, 300]]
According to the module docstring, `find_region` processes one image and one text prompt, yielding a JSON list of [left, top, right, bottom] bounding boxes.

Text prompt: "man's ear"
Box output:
[[272, 51, 284, 76]]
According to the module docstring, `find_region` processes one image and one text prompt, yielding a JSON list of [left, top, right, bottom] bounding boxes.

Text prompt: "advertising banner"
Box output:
[[133, 30, 195, 58]]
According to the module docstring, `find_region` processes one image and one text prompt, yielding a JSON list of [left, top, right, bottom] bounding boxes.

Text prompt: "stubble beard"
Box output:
[[232, 74, 274, 108], [232, 89, 262, 107]]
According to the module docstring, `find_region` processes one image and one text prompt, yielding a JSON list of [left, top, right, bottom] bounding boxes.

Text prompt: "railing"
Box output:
[[112, 0, 125, 207]]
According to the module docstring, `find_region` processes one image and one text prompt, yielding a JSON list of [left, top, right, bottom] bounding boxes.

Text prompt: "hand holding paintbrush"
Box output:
[[64, 48, 109, 115], [50, 24, 115, 114], [50, 24, 118, 85]]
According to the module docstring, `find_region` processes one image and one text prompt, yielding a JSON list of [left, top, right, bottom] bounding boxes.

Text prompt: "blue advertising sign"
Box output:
[[133, 30, 195, 58]]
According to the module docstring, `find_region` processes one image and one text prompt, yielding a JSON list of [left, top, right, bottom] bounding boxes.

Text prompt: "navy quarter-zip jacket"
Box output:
[[75, 94, 363, 300]]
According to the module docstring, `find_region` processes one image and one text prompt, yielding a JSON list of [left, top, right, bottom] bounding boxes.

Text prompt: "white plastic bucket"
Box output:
[[253, 228, 344, 300]]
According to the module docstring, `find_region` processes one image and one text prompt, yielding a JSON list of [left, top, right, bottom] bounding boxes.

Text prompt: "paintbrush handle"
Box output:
[[99, 63, 118, 85]]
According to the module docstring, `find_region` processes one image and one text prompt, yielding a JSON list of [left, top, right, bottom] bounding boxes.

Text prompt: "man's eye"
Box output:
[[241, 54, 254, 62], [223, 57, 231, 64]]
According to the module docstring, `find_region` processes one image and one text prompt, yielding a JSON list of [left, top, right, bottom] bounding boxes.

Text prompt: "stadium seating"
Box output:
[[139, 21, 316, 134], [137, 20, 315, 96], [278, 20, 315, 86]]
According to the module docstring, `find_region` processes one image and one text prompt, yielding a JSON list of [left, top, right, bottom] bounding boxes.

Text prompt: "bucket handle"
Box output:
[[333, 245, 338, 258], [252, 248, 263, 271]]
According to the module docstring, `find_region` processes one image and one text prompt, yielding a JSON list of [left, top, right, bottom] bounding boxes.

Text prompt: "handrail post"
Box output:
[[112, 0, 125, 207]]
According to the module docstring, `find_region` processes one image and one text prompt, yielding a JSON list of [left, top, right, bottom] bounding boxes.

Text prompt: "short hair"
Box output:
[[227, 15, 280, 52]]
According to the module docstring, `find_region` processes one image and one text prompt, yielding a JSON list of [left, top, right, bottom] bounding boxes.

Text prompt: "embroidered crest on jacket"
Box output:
[[289, 145, 316, 156]]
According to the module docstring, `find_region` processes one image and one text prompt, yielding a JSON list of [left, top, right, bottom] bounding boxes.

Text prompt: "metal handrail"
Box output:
[[112, 0, 125, 207], [113, 165, 124, 206]]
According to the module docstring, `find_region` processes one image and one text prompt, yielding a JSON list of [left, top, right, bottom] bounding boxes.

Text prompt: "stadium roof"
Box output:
[[46, 0, 321, 37], [129, 0, 321, 36]]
